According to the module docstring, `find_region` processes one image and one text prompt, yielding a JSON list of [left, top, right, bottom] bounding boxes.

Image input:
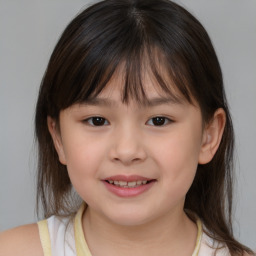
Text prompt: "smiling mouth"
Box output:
[[105, 180, 155, 188]]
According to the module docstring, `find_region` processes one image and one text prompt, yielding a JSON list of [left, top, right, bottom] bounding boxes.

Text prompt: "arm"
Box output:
[[0, 223, 44, 256]]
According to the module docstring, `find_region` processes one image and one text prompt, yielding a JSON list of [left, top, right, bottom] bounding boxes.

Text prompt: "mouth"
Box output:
[[105, 179, 155, 188], [103, 175, 156, 197]]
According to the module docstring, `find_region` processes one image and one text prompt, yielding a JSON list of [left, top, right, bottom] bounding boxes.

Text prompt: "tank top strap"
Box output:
[[38, 219, 52, 256], [38, 214, 76, 256], [74, 204, 92, 256], [192, 218, 203, 256]]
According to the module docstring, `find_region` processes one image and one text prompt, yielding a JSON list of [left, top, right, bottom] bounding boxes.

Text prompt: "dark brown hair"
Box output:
[[35, 0, 253, 254]]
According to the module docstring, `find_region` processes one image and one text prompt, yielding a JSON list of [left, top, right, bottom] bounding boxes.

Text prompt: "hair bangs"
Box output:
[[52, 43, 194, 112]]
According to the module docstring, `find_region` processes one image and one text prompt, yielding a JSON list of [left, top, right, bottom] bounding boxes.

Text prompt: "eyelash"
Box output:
[[83, 116, 173, 127]]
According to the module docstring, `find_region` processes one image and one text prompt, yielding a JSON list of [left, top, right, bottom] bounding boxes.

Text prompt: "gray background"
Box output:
[[0, 0, 255, 249]]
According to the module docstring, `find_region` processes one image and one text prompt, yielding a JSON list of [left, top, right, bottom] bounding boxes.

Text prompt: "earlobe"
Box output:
[[198, 108, 226, 164], [47, 116, 67, 165]]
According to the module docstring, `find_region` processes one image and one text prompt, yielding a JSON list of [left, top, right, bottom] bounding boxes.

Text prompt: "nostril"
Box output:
[[113, 157, 143, 163], [132, 158, 142, 162]]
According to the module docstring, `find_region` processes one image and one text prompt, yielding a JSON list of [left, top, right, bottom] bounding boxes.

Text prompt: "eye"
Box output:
[[146, 116, 172, 126], [84, 116, 109, 126]]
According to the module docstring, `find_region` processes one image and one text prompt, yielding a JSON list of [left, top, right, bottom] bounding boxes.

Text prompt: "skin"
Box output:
[[0, 73, 227, 256], [0, 224, 43, 256]]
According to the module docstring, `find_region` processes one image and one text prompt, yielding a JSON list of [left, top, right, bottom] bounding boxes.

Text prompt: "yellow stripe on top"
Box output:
[[74, 203, 203, 256], [75, 204, 92, 256], [37, 219, 52, 256], [192, 218, 203, 256]]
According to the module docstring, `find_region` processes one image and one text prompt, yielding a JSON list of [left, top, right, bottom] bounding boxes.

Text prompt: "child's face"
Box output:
[[49, 73, 209, 226]]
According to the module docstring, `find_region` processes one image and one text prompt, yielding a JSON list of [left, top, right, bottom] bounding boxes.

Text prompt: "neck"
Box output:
[[82, 206, 198, 256]]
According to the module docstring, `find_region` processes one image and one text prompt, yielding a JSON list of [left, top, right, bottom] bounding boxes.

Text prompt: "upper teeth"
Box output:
[[108, 180, 147, 187]]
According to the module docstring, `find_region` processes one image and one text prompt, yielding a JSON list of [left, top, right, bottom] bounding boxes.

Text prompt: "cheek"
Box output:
[[151, 127, 202, 192], [63, 131, 104, 166], [61, 134, 106, 191], [153, 130, 201, 168]]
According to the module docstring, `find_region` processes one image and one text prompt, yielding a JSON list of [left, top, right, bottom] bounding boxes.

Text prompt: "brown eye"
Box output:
[[147, 117, 171, 126], [85, 117, 109, 126]]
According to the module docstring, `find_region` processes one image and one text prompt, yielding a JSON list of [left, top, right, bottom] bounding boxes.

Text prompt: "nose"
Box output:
[[109, 124, 147, 166]]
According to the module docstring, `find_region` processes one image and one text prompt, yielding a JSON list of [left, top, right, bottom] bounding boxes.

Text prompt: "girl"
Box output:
[[0, 0, 254, 255]]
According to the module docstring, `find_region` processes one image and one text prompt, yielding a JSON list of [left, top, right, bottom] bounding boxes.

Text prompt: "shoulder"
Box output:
[[0, 223, 43, 256], [199, 231, 229, 256], [199, 231, 255, 256]]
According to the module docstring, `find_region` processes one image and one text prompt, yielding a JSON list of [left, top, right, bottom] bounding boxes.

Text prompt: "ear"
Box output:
[[198, 108, 226, 164], [47, 116, 67, 165]]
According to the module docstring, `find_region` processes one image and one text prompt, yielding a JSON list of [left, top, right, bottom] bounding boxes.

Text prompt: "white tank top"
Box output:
[[37, 204, 230, 256]]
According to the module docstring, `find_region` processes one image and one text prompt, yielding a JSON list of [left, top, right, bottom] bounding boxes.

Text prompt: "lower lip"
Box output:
[[103, 181, 155, 197]]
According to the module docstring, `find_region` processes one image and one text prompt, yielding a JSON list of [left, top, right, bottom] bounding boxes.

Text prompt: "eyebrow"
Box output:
[[82, 96, 183, 107], [143, 97, 183, 107]]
